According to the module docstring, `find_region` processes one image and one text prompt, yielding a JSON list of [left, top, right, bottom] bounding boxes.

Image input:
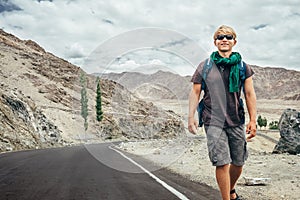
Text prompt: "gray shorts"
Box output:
[[204, 125, 248, 167]]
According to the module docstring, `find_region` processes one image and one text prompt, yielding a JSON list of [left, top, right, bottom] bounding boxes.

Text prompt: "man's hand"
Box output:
[[244, 76, 257, 142], [246, 121, 257, 142], [188, 83, 201, 135], [188, 117, 198, 134]]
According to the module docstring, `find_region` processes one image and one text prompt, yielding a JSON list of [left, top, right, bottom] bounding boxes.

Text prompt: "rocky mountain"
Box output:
[[100, 71, 191, 100], [0, 29, 184, 152], [100, 65, 300, 101], [251, 66, 300, 100]]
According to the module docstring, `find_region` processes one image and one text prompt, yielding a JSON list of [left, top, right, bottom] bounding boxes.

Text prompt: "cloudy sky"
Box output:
[[1, 0, 300, 75]]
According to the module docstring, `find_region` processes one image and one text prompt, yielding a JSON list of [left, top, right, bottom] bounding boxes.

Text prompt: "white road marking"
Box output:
[[109, 146, 189, 200]]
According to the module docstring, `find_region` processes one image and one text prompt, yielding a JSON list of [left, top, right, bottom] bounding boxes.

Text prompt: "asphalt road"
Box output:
[[0, 143, 221, 200]]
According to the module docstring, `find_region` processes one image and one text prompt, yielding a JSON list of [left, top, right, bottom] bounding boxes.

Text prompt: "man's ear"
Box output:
[[233, 39, 237, 46]]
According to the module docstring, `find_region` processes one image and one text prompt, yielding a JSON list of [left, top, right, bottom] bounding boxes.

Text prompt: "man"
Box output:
[[188, 25, 257, 200]]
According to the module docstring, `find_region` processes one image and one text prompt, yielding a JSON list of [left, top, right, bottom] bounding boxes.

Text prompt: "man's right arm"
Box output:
[[188, 83, 202, 134]]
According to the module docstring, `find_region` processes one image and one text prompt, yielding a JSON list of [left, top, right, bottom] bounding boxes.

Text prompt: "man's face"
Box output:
[[214, 33, 236, 53]]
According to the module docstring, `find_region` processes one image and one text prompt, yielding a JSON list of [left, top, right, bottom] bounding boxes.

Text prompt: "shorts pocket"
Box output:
[[208, 146, 231, 166]]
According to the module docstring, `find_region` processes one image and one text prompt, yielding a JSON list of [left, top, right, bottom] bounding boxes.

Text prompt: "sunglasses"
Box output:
[[216, 34, 234, 40]]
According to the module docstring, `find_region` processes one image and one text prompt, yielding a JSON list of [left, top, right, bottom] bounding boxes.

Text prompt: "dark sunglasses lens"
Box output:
[[217, 35, 225, 40], [216, 35, 233, 40], [226, 35, 233, 40]]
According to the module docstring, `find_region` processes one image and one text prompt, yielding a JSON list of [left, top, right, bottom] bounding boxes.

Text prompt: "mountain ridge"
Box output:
[[98, 65, 300, 101]]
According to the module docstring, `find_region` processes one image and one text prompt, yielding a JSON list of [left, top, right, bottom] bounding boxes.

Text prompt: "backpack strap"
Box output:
[[201, 58, 213, 91], [197, 58, 213, 127], [238, 61, 247, 124], [239, 61, 247, 94]]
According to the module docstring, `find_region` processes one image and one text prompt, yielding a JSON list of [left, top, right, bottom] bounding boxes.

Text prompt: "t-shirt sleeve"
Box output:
[[245, 63, 255, 79], [191, 61, 205, 84]]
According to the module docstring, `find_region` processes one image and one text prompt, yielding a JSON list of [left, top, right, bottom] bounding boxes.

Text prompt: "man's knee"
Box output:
[[216, 164, 230, 171], [230, 163, 244, 169]]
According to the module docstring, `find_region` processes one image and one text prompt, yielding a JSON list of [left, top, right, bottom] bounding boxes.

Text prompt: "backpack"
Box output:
[[197, 58, 246, 127]]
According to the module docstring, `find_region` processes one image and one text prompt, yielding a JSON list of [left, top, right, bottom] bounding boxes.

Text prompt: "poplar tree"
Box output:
[[96, 77, 103, 122], [80, 72, 88, 131]]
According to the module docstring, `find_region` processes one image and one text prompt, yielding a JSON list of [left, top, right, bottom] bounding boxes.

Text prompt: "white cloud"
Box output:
[[0, 0, 299, 75], [119, 60, 140, 71], [149, 59, 165, 66], [66, 43, 86, 58]]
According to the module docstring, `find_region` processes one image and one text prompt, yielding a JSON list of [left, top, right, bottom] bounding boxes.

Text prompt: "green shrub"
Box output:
[[269, 121, 279, 130]]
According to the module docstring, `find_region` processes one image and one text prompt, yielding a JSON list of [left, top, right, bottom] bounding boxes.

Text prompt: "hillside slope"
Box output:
[[0, 29, 184, 152]]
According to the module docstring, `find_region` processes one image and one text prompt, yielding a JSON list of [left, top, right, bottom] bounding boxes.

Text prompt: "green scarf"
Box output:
[[210, 51, 242, 93]]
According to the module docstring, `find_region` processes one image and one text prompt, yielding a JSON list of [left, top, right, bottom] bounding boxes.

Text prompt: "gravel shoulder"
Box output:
[[117, 131, 300, 200]]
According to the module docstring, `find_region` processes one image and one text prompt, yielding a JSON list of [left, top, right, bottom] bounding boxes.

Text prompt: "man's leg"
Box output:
[[229, 164, 243, 199], [205, 126, 232, 199], [216, 164, 230, 200], [228, 125, 248, 199]]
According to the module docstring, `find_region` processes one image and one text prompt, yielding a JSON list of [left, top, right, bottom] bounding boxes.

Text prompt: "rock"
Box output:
[[0, 93, 65, 152], [244, 177, 271, 186], [24, 40, 46, 53], [273, 109, 300, 155], [153, 149, 160, 155]]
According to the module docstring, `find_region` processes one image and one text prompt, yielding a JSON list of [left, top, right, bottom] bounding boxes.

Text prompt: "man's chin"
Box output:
[[219, 49, 230, 53]]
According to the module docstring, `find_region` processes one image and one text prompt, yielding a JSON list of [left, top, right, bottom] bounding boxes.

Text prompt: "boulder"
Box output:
[[243, 177, 271, 186], [273, 109, 300, 154]]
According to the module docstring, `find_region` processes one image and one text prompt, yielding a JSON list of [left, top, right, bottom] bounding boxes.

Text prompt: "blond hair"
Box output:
[[213, 25, 237, 40]]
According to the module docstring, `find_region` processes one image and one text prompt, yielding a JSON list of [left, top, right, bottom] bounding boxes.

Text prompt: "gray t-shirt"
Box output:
[[191, 60, 254, 128]]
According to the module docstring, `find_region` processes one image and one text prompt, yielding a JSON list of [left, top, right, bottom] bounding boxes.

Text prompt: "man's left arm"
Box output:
[[244, 76, 257, 141]]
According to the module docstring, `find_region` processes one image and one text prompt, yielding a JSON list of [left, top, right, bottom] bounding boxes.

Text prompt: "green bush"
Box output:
[[269, 121, 279, 130], [257, 115, 267, 129]]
